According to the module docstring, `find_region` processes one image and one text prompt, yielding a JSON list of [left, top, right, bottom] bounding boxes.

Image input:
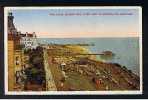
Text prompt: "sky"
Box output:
[[8, 8, 141, 38]]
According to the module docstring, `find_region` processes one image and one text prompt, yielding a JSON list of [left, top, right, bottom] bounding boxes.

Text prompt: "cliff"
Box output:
[[47, 45, 140, 91]]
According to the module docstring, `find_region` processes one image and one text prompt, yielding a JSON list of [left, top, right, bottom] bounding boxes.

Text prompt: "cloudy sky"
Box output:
[[8, 7, 141, 38]]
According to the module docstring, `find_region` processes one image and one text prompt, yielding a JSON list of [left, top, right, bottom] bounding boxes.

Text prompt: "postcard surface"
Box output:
[[4, 7, 142, 95]]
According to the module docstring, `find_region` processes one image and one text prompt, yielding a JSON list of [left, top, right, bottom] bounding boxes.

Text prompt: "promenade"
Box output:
[[43, 48, 57, 91]]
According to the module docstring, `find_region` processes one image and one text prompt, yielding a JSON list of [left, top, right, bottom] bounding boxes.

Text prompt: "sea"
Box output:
[[38, 37, 140, 76]]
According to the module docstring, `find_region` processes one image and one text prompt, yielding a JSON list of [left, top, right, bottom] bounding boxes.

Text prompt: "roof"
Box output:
[[8, 34, 21, 40], [20, 33, 36, 37], [27, 33, 33, 37]]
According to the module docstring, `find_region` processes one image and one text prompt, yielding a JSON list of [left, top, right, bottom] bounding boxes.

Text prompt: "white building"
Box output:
[[20, 32, 38, 49]]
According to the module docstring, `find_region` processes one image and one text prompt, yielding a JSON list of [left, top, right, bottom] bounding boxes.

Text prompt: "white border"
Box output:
[[4, 6, 142, 95]]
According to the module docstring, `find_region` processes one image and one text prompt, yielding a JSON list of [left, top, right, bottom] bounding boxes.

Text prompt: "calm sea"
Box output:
[[38, 37, 140, 76]]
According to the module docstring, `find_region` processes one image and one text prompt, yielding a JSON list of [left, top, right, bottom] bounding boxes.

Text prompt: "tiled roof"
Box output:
[[8, 34, 21, 40]]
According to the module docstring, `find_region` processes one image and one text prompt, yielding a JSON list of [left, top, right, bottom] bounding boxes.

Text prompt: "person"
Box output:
[[60, 82, 64, 88], [96, 70, 101, 76], [60, 62, 66, 70], [20, 70, 26, 84], [99, 78, 102, 84], [105, 85, 109, 90], [62, 71, 68, 80], [15, 71, 19, 84], [59, 77, 65, 90], [95, 79, 100, 88], [92, 77, 102, 89]]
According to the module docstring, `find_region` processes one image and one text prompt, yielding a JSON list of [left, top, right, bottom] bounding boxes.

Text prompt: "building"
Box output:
[[8, 39, 15, 91], [8, 12, 17, 34], [20, 32, 38, 49], [8, 12, 40, 91], [8, 12, 21, 50], [14, 50, 24, 72], [8, 12, 17, 91], [8, 12, 25, 90]]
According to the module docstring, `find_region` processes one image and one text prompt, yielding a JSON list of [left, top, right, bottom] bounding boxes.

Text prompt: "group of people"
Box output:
[[15, 69, 26, 85]]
